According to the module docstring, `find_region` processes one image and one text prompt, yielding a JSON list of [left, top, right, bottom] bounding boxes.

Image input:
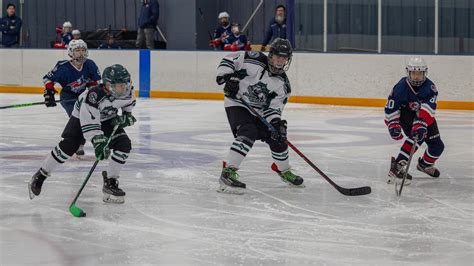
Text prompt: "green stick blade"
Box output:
[[69, 204, 86, 217]]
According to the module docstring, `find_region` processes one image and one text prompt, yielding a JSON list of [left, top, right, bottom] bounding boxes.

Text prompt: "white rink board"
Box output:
[[0, 49, 140, 89], [0, 49, 473, 101]]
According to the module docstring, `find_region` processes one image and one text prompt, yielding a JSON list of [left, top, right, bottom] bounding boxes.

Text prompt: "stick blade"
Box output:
[[69, 204, 86, 217], [338, 186, 372, 196]]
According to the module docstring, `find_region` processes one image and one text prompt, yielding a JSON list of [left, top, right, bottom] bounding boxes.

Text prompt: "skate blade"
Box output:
[[28, 182, 35, 200], [76, 154, 84, 160], [280, 178, 305, 188], [395, 178, 411, 186], [387, 174, 411, 185], [216, 184, 245, 195], [103, 194, 125, 204]]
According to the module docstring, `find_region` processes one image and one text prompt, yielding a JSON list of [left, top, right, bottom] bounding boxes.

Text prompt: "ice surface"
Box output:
[[0, 94, 473, 265]]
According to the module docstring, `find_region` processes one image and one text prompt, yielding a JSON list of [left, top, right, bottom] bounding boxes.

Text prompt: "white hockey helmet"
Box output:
[[68, 39, 88, 64], [72, 29, 81, 35], [406, 57, 428, 86], [63, 21, 72, 28], [218, 11, 230, 19]]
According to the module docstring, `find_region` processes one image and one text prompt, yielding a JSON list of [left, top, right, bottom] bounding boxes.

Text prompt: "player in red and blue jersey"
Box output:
[[209, 12, 232, 50], [223, 23, 251, 51], [43, 39, 101, 156], [384, 57, 444, 185]]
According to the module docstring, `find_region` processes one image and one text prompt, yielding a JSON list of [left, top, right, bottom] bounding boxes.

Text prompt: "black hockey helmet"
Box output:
[[268, 38, 293, 74]]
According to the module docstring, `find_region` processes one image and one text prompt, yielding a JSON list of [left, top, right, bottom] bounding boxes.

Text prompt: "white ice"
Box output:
[[0, 93, 473, 265]]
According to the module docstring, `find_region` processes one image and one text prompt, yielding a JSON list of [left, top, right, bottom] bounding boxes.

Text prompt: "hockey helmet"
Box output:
[[268, 38, 293, 74], [67, 39, 88, 64], [102, 64, 132, 99], [406, 57, 428, 87]]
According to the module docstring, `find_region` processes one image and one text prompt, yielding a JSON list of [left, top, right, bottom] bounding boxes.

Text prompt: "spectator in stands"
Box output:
[[209, 11, 231, 50], [99, 34, 122, 49], [136, 0, 160, 49], [223, 23, 250, 51], [72, 29, 81, 40], [0, 3, 22, 48], [61, 21, 73, 46], [261, 5, 287, 51]]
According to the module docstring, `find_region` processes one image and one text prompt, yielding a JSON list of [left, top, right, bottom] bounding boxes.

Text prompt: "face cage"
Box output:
[[406, 69, 427, 87], [70, 48, 89, 64], [268, 53, 292, 75], [109, 82, 132, 99]]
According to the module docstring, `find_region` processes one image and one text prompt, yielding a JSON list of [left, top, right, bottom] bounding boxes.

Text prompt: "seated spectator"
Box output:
[[223, 23, 250, 51], [261, 5, 287, 51], [0, 3, 22, 48], [209, 11, 231, 50], [99, 34, 122, 49], [72, 29, 81, 40]]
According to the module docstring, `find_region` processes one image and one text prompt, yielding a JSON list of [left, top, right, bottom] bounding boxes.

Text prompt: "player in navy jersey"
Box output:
[[209, 12, 232, 50], [43, 39, 101, 157], [61, 21, 73, 46], [223, 23, 251, 51], [384, 57, 444, 185]]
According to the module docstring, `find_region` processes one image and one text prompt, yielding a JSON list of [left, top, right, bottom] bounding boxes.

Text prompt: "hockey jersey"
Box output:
[[72, 85, 136, 141], [217, 51, 291, 123], [61, 32, 73, 45], [223, 34, 248, 51], [43, 59, 101, 95], [384, 77, 438, 126], [213, 25, 231, 50]]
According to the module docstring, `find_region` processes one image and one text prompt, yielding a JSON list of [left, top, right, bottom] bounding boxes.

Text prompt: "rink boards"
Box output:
[[0, 49, 472, 109]]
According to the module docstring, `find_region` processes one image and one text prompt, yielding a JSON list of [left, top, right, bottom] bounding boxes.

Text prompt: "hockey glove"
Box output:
[[270, 119, 287, 144], [223, 75, 240, 99], [91, 135, 110, 161], [43, 88, 57, 107], [112, 112, 136, 129], [412, 118, 428, 142], [209, 38, 221, 48], [387, 120, 403, 140]]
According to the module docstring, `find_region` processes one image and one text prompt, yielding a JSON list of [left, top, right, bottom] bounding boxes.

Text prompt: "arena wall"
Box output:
[[0, 49, 472, 109]]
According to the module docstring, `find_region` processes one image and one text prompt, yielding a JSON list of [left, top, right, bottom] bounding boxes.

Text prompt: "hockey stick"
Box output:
[[237, 97, 371, 196], [0, 99, 76, 110], [69, 125, 119, 217], [198, 8, 214, 41], [395, 137, 418, 197]]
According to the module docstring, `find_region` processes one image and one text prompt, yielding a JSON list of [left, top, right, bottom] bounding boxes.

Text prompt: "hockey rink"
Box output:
[[0, 93, 473, 265]]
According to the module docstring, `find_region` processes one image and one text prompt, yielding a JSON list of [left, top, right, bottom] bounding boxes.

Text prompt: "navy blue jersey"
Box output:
[[224, 34, 248, 50], [213, 25, 231, 50], [213, 25, 231, 39], [384, 77, 438, 126], [43, 59, 101, 95], [62, 32, 73, 45]]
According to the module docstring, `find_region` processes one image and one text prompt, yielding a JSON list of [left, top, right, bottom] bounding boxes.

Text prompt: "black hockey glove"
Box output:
[[270, 119, 287, 143], [43, 89, 57, 107], [223, 75, 240, 99]]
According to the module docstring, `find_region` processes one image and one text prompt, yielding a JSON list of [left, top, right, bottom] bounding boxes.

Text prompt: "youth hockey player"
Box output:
[[209, 11, 232, 50], [223, 23, 251, 51], [43, 39, 101, 156], [384, 57, 444, 185], [216, 38, 303, 194], [61, 21, 73, 46], [29, 64, 136, 204]]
